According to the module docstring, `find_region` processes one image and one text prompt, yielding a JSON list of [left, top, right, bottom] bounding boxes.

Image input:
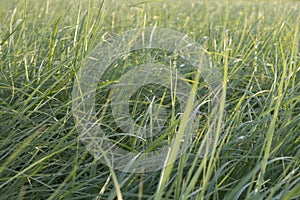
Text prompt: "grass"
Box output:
[[0, 0, 299, 199]]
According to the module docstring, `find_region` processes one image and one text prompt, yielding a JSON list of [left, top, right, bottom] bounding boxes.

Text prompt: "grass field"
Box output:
[[0, 0, 299, 199]]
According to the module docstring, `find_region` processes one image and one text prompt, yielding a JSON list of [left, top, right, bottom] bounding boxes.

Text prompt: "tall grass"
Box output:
[[0, 0, 299, 199]]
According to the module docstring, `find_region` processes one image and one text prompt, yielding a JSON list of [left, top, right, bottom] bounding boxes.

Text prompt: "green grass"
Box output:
[[0, 0, 299, 199]]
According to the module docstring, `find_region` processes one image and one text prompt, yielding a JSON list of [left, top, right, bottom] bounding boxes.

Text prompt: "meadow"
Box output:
[[0, 0, 299, 199]]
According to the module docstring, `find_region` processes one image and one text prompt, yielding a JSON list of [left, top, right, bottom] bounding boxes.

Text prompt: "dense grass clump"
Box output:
[[0, 0, 299, 199]]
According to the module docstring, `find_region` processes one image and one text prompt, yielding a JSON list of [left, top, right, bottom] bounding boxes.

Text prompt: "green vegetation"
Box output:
[[0, 0, 299, 199]]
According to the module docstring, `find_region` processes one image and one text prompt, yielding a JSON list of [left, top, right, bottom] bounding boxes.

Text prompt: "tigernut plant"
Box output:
[[0, 0, 299, 199]]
